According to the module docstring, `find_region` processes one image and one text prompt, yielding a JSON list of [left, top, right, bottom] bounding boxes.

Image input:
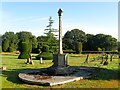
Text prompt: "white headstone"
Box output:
[[40, 58, 43, 64]]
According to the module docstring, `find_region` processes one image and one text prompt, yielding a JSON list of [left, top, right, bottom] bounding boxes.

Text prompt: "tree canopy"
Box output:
[[1, 17, 118, 53], [63, 29, 87, 50]]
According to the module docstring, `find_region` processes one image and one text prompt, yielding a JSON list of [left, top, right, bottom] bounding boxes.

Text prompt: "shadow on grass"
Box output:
[[71, 66, 119, 80], [2, 68, 35, 85], [2, 66, 120, 86]]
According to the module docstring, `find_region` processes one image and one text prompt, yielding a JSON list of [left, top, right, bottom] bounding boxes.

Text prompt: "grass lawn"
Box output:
[[0, 53, 119, 89]]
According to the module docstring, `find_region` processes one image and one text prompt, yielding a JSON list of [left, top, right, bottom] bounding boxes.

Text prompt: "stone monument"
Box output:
[[48, 8, 68, 75], [18, 8, 95, 86]]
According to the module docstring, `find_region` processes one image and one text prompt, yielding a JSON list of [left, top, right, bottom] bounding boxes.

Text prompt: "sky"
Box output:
[[0, 1, 118, 40]]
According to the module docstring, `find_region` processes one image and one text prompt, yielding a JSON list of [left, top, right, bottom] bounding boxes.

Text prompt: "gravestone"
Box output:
[[110, 54, 113, 62], [40, 58, 43, 64], [84, 54, 89, 63], [103, 54, 108, 65], [25, 55, 34, 65]]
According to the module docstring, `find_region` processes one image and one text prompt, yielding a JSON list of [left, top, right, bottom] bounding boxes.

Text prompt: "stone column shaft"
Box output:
[[59, 16, 63, 54]]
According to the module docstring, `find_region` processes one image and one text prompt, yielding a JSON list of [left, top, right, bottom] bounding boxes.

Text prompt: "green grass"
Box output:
[[1, 53, 119, 89]]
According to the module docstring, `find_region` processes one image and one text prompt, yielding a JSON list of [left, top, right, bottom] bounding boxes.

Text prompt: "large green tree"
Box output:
[[83, 34, 117, 51], [2, 39, 9, 52], [0, 35, 2, 52], [94, 34, 117, 51], [17, 31, 38, 53], [43, 17, 58, 53], [2, 32, 18, 52], [118, 42, 120, 52], [83, 34, 95, 51], [31, 35, 38, 53], [63, 29, 87, 51]]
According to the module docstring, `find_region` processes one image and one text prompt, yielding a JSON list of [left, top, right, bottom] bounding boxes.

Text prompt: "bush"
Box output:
[[19, 42, 29, 52], [18, 42, 30, 59], [18, 52, 30, 59], [36, 45, 53, 60], [98, 47, 102, 51], [2, 39, 9, 52], [63, 50, 76, 54], [36, 52, 53, 60], [8, 46, 14, 52]]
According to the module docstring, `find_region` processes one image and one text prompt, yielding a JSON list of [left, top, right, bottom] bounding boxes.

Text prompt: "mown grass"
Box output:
[[1, 53, 119, 89]]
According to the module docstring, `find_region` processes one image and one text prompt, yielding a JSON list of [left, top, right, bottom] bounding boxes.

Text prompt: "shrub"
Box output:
[[98, 47, 102, 51], [36, 45, 53, 60], [18, 52, 30, 59], [8, 46, 14, 52], [36, 52, 53, 60], [2, 39, 9, 52], [63, 50, 76, 54], [18, 42, 30, 59], [19, 42, 29, 52]]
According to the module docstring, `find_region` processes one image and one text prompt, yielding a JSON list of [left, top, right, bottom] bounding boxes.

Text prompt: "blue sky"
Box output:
[[1, 2, 118, 39]]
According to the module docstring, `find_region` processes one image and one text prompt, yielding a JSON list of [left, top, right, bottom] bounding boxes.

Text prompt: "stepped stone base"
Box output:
[[18, 67, 92, 86], [48, 54, 68, 75]]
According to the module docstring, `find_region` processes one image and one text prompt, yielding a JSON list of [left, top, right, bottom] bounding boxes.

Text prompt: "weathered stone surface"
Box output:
[[58, 8, 63, 54], [18, 67, 92, 86], [53, 54, 68, 67], [48, 54, 68, 75]]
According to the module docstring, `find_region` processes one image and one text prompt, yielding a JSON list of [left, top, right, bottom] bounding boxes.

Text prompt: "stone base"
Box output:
[[48, 54, 68, 75], [48, 66, 69, 75], [52, 54, 68, 67], [18, 66, 94, 86]]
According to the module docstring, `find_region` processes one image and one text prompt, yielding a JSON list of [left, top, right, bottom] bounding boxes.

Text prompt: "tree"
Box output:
[[37, 36, 48, 53], [44, 17, 58, 38], [0, 34, 2, 46], [17, 31, 38, 53], [83, 34, 95, 51], [2, 32, 18, 52], [31, 36, 38, 53], [84, 34, 117, 51], [118, 42, 120, 52], [63, 29, 87, 51], [75, 42, 82, 54], [2, 39, 9, 52], [94, 34, 117, 51], [44, 17, 58, 53]]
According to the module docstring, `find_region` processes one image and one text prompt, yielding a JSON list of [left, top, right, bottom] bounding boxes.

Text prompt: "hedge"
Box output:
[[18, 52, 30, 59], [36, 52, 53, 60], [18, 42, 30, 59]]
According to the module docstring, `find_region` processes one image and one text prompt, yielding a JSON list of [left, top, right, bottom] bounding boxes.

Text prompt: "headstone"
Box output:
[[110, 54, 113, 62], [103, 54, 108, 65], [25, 58, 30, 64], [29, 58, 34, 65], [25, 55, 34, 65], [100, 56, 104, 64], [40, 58, 43, 64], [1, 66, 6, 70], [84, 54, 89, 63]]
